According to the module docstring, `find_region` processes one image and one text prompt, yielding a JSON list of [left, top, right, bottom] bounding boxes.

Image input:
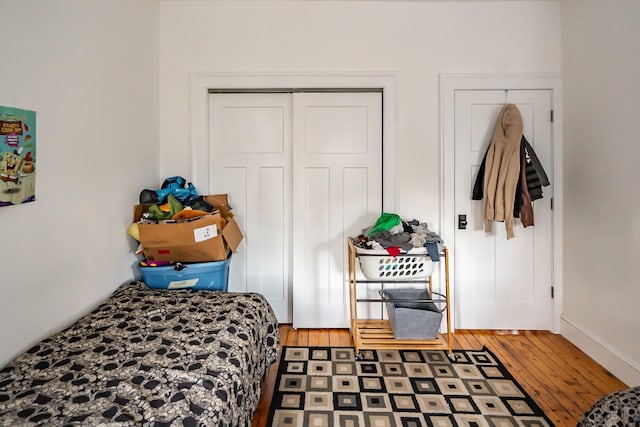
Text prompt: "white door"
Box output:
[[209, 93, 293, 322], [209, 92, 382, 327], [454, 89, 554, 329], [292, 92, 382, 328]]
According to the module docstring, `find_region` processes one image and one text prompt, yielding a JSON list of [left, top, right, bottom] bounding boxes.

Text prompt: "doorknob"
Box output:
[[458, 214, 468, 230]]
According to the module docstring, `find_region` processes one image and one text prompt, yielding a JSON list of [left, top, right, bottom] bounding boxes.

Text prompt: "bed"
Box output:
[[0, 281, 279, 426], [578, 386, 640, 427]]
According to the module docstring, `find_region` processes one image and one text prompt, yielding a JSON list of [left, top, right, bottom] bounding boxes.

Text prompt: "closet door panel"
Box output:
[[344, 167, 383, 320], [221, 106, 285, 154], [305, 106, 369, 154], [219, 166, 248, 294], [258, 167, 286, 300], [292, 92, 382, 328], [209, 93, 292, 322], [303, 167, 331, 302]]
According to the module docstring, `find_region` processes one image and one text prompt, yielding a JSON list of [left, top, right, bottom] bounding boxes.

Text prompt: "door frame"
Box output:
[[440, 74, 563, 333], [189, 72, 398, 214]]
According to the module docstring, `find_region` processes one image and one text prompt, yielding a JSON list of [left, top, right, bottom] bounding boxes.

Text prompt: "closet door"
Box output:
[[209, 91, 382, 327], [292, 92, 382, 328], [209, 93, 292, 322]]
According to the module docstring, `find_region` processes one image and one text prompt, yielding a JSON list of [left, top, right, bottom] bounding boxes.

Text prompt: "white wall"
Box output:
[[0, 0, 159, 367], [158, 0, 562, 225], [561, 0, 640, 386], [1, 0, 635, 387]]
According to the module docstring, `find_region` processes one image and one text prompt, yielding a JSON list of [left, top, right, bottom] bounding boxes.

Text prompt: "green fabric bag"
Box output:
[[366, 213, 401, 236]]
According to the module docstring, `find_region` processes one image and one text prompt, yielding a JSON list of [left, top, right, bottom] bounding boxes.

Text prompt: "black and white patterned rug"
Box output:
[[267, 346, 554, 427]]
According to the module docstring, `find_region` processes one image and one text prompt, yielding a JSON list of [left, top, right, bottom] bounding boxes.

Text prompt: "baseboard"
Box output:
[[560, 316, 640, 387]]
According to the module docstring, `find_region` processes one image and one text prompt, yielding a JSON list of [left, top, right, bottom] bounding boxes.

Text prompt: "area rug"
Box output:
[[267, 346, 554, 427]]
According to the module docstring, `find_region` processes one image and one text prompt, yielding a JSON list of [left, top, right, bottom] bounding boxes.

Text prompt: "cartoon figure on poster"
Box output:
[[0, 106, 36, 207]]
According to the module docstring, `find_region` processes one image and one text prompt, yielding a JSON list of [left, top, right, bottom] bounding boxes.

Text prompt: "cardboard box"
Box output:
[[134, 194, 243, 263]]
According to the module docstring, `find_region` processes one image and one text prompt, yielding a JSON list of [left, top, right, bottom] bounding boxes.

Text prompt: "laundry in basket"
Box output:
[[355, 246, 434, 280]]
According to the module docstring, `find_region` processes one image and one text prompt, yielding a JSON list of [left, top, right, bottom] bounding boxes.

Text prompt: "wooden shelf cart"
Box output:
[[347, 238, 453, 360]]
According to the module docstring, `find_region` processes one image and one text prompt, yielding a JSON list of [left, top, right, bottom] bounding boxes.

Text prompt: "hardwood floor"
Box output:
[[251, 326, 628, 427]]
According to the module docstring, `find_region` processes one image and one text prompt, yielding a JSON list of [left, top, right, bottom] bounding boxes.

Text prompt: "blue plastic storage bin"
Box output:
[[139, 255, 231, 291]]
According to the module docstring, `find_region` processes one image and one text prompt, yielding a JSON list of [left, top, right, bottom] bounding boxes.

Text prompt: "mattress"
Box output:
[[0, 281, 279, 426]]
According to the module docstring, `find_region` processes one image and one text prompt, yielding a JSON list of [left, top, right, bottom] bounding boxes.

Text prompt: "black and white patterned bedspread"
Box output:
[[578, 386, 640, 427], [0, 281, 279, 426]]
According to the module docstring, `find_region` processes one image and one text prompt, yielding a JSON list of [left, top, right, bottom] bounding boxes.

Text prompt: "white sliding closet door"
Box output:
[[292, 92, 382, 328], [209, 93, 293, 322], [209, 91, 382, 327]]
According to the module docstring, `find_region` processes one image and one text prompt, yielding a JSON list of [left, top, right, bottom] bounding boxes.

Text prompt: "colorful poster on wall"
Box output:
[[0, 106, 36, 207]]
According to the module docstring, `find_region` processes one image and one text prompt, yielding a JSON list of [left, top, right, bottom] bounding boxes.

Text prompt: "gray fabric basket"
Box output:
[[379, 288, 443, 339]]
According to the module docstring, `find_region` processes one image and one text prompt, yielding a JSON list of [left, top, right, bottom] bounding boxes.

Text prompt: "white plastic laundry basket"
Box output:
[[355, 247, 434, 280]]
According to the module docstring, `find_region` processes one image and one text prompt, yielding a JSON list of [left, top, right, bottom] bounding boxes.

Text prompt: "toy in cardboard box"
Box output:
[[132, 193, 243, 263]]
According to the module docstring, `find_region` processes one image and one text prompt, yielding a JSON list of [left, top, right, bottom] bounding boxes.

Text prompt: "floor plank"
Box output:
[[308, 328, 319, 346], [252, 326, 628, 427], [317, 328, 330, 346]]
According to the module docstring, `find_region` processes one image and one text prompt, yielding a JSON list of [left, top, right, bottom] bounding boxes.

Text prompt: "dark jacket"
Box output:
[[522, 136, 550, 201], [472, 135, 550, 218]]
